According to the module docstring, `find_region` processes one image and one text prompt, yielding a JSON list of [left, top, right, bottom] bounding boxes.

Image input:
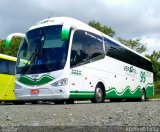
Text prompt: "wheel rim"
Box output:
[[96, 87, 103, 100], [141, 90, 145, 101]]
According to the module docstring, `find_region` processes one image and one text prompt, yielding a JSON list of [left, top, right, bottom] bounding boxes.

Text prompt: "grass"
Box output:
[[150, 92, 160, 99]]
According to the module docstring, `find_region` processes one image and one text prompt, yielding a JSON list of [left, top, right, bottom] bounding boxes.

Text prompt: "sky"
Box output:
[[0, 0, 160, 54]]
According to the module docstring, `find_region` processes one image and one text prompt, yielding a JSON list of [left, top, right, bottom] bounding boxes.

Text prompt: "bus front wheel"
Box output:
[[54, 100, 65, 104], [91, 84, 105, 103], [13, 101, 25, 105], [66, 99, 74, 104]]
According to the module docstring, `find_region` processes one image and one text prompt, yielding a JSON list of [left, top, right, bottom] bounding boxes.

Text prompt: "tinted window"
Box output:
[[104, 37, 152, 72], [0, 59, 16, 75], [105, 38, 120, 59], [71, 30, 104, 67], [8, 61, 16, 74], [70, 38, 83, 67], [0, 59, 8, 74], [16, 25, 69, 74]]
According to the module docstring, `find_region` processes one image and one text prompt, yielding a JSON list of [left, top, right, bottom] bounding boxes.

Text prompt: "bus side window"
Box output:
[[82, 31, 104, 62], [104, 38, 120, 60], [70, 41, 83, 67], [8, 61, 16, 75], [71, 30, 104, 68], [0, 59, 9, 74]]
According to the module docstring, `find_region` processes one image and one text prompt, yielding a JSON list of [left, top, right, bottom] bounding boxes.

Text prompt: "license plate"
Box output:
[[30, 89, 39, 94]]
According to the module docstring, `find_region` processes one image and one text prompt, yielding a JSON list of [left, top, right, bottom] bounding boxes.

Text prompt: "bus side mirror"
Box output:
[[5, 33, 25, 48], [61, 23, 71, 41]]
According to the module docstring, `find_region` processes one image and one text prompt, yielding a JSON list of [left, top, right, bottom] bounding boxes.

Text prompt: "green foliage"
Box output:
[[154, 80, 160, 93], [0, 37, 22, 57], [118, 37, 147, 53], [88, 20, 115, 37], [148, 51, 160, 60], [0, 39, 5, 54], [150, 80, 160, 99], [88, 20, 147, 54], [146, 51, 160, 82]]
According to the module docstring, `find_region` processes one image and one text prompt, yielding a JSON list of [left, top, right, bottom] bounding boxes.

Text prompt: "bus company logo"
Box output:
[[124, 66, 137, 74], [31, 74, 39, 78], [72, 69, 82, 75], [31, 74, 39, 81], [36, 19, 54, 26]]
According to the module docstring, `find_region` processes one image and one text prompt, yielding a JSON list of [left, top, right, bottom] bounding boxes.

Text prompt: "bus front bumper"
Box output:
[[14, 86, 69, 101]]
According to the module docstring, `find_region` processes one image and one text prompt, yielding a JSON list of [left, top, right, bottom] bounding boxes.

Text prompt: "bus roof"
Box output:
[[29, 17, 150, 62], [0, 53, 17, 62]]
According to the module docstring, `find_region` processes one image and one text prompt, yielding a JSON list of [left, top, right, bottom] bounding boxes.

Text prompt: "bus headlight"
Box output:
[[51, 78, 68, 87]]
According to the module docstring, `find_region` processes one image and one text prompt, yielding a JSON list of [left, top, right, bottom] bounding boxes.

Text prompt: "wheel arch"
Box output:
[[142, 87, 146, 95]]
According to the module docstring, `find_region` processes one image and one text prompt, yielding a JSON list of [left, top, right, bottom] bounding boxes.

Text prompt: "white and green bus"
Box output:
[[6, 17, 154, 104]]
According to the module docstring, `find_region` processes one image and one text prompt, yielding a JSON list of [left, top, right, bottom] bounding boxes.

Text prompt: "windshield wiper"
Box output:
[[21, 51, 38, 74], [39, 49, 53, 72]]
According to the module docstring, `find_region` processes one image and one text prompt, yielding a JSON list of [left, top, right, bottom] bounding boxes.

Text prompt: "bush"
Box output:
[[154, 80, 160, 93]]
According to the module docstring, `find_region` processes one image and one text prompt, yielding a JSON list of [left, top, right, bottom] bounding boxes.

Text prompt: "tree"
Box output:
[[147, 51, 160, 61], [88, 20, 115, 37], [146, 51, 160, 81], [118, 37, 147, 53], [0, 37, 22, 57], [0, 39, 5, 54], [88, 20, 147, 53]]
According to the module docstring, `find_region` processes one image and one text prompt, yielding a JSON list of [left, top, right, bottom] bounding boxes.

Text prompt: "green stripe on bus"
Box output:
[[69, 83, 154, 99], [70, 91, 94, 99], [105, 83, 154, 98], [145, 83, 154, 97], [17, 75, 54, 86], [106, 86, 141, 98]]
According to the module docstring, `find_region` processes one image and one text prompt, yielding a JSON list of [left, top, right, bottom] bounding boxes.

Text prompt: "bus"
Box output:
[[6, 17, 154, 104], [0, 53, 16, 102]]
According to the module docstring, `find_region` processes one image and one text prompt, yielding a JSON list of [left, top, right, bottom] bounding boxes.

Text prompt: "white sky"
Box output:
[[0, 0, 160, 54]]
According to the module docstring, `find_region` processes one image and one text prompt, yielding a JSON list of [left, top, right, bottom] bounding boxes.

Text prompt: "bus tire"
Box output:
[[66, 99, 74, 104], [141, 89, 146, 102], [54, 100, 65, 104], [13, 101, 25, 105], [31, 101, 38, 104], [110, 98, 122, 102], [91, 84, 105, 103]]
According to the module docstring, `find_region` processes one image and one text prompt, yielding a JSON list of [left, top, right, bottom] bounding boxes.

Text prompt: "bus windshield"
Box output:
[[16, 25, 69, 74]]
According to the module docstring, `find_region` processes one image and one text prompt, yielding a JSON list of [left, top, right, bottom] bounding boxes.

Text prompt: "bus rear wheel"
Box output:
[[91, 85, 105, 103], [141, 89, 146, 102]]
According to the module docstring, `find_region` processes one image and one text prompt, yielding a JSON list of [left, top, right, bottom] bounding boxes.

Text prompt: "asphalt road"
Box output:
[[0, 100, 160, 132]]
